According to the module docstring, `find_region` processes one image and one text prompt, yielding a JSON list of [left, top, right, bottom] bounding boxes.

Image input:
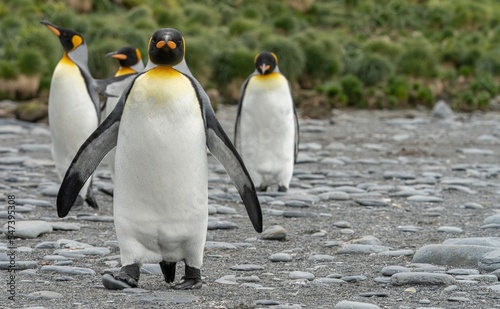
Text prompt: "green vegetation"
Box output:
[[1, 0, 499, 114]]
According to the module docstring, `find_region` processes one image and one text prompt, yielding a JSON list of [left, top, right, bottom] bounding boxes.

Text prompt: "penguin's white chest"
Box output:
[[113, 70, 208, 265], [238, 74, 295, 187], [48, 59, 98, 179]]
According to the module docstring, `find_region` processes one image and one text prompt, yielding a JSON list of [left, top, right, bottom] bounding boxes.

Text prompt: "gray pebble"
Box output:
[[54, 247, 110, 256], [2, 220, 52, 238], [383, 171, 415, 180], [313, 278, 345, 285], [256, 299, 280, 306], [49, 222, 81, 231], [378, 249, 414, 257], [283, 211, 318, 218], [391, 272, 456, 285], [432, 100, 453, 119], [457, 148, 494, 155], [373, 276, 392, 284], [141, 264, 162, 275], [334, 300, 381, 309], [27, 291, 63, 300], [407, 195, 443, 203], [15, 198, 53, 207], [213, 204, 237, 214], [332, 221, 352, 228], [397, 225, 423, 232], [341, 275, 367, 282], [235, 275, 260, 282], [337, 244, 392, 254], [442, 237, 500, 248], [19, 144, 51, 152], [0, 261, 38, 270], [381, 266, 411, 276], [284, 200, 311, 207], [348, 235, 382, 246], [413, 244, 498, 268], [35, 241, 60, 249], [318, 191, 350, 201], [437, 226, 463, 234], [40, 265, 96, 275], [478, 249, 500, 272], [455, 274, 498, 283], [207, 220, 238, 230], [359, 291, 389, 297], [208, 205, 217, 215], [261, 225, 287, 240], [55, 276, 75, 281], [463, 202, 484, 209], [269, 253, 293, 262], [447, 296, 470, 302], [289, 271, 314, 281], [482, 214, 500, 225], [204, 241, 237, 250], [43, 255, 69, 261], [78, 215, 114, 222], [230, 264, 264, 271], [215, 275, 237, 285], [446, 268, 479, 275], [308, 254, 335, 262], [355, 199, 389, 207]]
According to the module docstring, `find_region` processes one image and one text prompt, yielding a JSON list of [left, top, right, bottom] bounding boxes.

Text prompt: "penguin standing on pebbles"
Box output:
[[41, 20, 101, 208], [57, 28, 262, 290], [103, 46, 144, 179], [235, 52, 299, 192]]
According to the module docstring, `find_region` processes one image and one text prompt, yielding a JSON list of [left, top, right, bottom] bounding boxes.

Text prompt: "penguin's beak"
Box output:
[[40, 20, 61, 37], [106, 51, 127, 60], [260, 64, 270, 74]]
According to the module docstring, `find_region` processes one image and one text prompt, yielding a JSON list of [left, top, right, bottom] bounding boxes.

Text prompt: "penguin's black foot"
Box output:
[[174, 265, 202, 290], [85, 186, 99, 209], [257, 185, 268, 192], [278, 185, 288, 192], [102, 263, 140, 290], [159, 261, 176, 283]]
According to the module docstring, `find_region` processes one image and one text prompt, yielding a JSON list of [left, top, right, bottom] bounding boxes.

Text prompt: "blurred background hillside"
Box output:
[[1, 0, 499, 121]]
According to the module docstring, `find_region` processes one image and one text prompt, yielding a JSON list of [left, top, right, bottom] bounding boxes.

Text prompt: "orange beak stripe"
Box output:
[[156, 40, 166, 49], [167, 41, 177, 49], [112, 54, 127, 60], [47, 25, 60, 36]]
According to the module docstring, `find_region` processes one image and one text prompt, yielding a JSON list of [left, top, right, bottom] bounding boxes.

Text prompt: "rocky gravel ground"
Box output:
[[1, 105, 500, 309]]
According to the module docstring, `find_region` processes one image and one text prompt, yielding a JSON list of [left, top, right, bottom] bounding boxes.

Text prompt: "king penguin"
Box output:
[[103, 46, 144, 180], [234, 52, 299, 192], [41, 20, 101, 208], [56, 28, 262, 290]]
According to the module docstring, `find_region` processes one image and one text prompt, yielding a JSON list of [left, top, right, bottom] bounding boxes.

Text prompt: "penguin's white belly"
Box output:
[[48, 62, 98, 195], [238, 76, 295, 188], [114, 74, 208, 266]]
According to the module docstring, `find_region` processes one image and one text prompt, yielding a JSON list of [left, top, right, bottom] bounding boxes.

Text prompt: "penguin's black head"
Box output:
[[148, 28, 184, 66], [255, 52, 278, 75], [106, 46, 142, 67], [40, 20, 84, 53]]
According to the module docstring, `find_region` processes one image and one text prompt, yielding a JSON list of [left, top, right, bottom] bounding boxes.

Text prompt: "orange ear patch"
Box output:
[[156, 40, 166, 49], [135, 48, 142, 60], [71, 35, 83, 49], [167, 41, 177, 49]]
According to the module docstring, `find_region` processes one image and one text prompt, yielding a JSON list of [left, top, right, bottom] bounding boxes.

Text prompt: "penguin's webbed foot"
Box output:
[[159, 261, 176, 283], [102, 263, 140, 290], [174, 265, 202, 290], [278, 185, 288, 192], [257, 185, 268, 192]]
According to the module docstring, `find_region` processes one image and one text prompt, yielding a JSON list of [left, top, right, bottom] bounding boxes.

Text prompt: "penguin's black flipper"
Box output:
[[95, 74, 136, 98], [57, 80, 136, 218], [185, 75, 263, 233]]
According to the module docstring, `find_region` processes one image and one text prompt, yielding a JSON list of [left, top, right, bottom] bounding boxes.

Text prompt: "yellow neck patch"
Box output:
[[60, 53, 76, 65], [116, 67, 136, 76], [254, 72, 280, 80], [147, 66, 182, 78]]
